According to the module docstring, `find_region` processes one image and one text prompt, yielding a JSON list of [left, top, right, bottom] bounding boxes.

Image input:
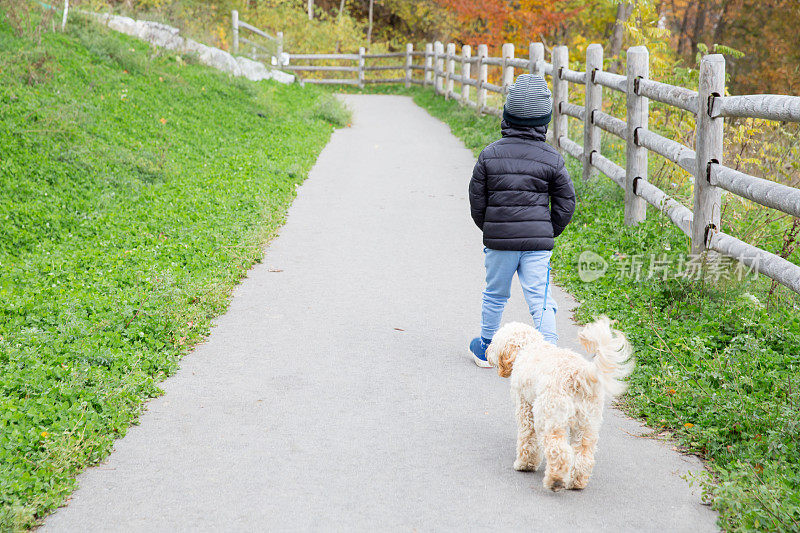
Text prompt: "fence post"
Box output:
[[477, 44, 488, 113], [692, 54, 726, 255], [424, 43, 433, 86], [434, 41, 444, 95], [529, 42, 544, 76], [583, 43, 603, 182], [277, 31, 284, 63], [624, 46, 648, 225], [531, 42, 548, 140], [405, 43, 413, 88], [502, 43, 515, 92], [358, 46, 365, 88], [61, 0, 68, 30], [445, 43, 456, 99], [231, 10, 239, 55], [552, 46, 568, 152], [461, 44, 471, 104]]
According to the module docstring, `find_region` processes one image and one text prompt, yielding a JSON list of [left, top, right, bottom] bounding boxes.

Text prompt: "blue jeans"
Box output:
[[481, 248, 558, 345]]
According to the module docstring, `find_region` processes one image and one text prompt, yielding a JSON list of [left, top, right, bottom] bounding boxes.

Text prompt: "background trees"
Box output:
[[102, 0, 799, 93]]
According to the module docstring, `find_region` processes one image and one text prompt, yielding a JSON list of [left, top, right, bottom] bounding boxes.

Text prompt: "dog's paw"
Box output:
[[514, 458, 537, 471], [570, 475, 589, 490], [544, 476, 566, 492]]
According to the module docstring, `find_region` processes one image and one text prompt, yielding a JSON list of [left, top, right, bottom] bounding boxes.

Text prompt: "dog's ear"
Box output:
[[488, 322, 538, 378], [496, 343, 517, 378]]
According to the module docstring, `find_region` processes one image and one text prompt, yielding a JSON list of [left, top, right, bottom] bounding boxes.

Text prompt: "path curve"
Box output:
[[44, 95, 717, 532]]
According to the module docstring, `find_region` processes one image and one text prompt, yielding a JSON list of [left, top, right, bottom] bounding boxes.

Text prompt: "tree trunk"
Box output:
[[608, 1, 634, 74], [366, 0, 374, 48], [656, 0, 666, 29], [335, 0, 346, 52], [712, 0, 731, 44], [676, 1, 692, 56], [308, 0, 314, 20], [690, 0, 708, 57]]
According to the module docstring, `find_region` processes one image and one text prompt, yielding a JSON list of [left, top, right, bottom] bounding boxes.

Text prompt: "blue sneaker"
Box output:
[[470, 337, 493, 368]]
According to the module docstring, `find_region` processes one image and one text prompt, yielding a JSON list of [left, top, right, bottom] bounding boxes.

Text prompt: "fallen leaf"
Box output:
[[268, 268, 283, 272], [159, 117, 167, 125], [684, 422, 694, 429], [393, 327, 405, 331]]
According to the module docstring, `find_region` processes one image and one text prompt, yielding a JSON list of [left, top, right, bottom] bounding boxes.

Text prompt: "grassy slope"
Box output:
[[352, 85, 800, 532], [0, 14, 346, 529]]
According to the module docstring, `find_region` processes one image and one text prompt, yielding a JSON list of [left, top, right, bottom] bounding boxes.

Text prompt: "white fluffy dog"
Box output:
[[485, 317, 633, 492]]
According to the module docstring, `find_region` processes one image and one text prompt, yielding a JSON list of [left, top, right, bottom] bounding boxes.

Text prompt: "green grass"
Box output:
[[390, 85, 800, 532], [0, 12, 347, 530]]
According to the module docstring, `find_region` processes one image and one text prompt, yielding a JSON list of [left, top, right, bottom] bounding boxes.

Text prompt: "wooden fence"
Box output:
[[231, 10, 283, 62], [233, 14, 800, 294], [281, 48, 414, 86]]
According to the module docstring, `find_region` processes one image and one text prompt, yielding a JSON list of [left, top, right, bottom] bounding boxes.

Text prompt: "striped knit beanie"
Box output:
[[503, 74, 552, 127]]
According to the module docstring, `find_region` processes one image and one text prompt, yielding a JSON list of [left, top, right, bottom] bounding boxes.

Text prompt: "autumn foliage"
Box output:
[[435, 0, 578, 50]]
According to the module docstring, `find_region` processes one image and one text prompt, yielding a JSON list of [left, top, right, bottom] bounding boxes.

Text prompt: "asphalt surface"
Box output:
[[44, 95, 718, 532]]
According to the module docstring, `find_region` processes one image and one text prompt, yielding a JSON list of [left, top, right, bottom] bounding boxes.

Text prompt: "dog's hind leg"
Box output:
[[536, 400, 573, 492], [513, 394, 541, 471], [570, 406, 601, 490]]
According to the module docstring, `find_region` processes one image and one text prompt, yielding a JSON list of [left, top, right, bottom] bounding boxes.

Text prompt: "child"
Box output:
[[468, 74, 576, 367]]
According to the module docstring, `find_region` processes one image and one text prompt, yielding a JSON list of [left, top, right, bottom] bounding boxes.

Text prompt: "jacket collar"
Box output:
[[500, 120, 548, 141]]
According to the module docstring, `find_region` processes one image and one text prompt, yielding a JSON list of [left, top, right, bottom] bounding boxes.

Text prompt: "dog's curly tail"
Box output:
[[579, 316, 634, 397]]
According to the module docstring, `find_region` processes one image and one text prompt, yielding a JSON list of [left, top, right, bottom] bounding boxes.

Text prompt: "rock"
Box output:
[[93, 13, 292, 84], [270, 68, 295, 84], [236, 56, 295, 83], [236, 56, 272, 81], [186, 39, 242, 76], [138, 21, 184, 51]]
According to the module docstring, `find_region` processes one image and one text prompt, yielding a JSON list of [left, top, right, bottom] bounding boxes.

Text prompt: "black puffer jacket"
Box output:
[[469, 121, 576, 251]]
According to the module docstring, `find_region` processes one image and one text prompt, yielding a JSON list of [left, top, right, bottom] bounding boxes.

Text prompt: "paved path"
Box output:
[[45, 95, 717, 532]]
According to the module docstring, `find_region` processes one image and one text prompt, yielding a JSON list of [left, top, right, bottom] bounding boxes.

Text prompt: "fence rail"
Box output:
[[231, 12, 800, 294], [231, 10, 283, 61]]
